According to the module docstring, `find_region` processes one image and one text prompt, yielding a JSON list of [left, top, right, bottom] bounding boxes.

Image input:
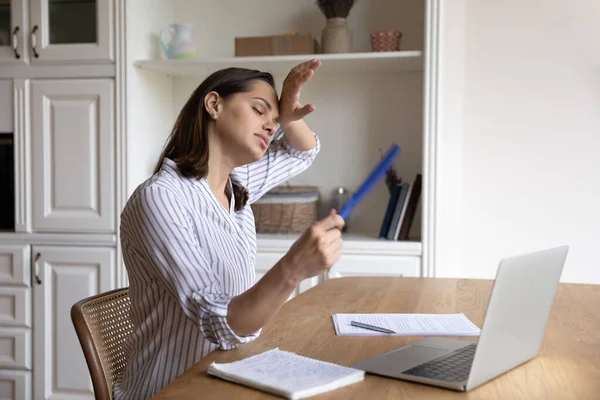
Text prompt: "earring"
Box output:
[[210, 112, 215, 118]]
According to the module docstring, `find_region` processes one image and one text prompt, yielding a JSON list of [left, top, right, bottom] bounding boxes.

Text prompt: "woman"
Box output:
[[114, 60, 344, 399]]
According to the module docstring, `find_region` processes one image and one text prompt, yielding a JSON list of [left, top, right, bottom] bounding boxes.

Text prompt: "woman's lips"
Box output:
[[255, 134, 269, 149]]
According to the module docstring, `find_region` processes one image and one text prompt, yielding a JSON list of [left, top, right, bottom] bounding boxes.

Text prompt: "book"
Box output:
[[378, 183, 402, 238], [398, 174, 422, 240], [386, 183, 409, 240], [207, 348, 365, 399]]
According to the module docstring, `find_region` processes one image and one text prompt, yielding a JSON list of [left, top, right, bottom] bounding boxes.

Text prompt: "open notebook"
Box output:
[[207, 348, 365, 399]]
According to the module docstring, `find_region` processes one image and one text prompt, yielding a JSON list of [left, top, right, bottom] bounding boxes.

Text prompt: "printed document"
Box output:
[[332, 313, 481, 336]]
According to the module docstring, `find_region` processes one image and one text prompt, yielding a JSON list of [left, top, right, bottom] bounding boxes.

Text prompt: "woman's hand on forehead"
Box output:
[[278, 59, 321, 129]]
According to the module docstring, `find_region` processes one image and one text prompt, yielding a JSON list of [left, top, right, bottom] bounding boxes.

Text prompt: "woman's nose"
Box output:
[[263, 121, 276, 135]]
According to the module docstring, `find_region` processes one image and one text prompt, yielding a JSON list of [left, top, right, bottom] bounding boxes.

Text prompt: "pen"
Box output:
[[350, 320, 396, 335]]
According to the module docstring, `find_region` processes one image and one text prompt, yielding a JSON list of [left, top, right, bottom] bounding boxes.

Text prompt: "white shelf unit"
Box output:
[[133, 51, 424, 76], [128, 52, 425, 246], [124, 0, 438, 282]]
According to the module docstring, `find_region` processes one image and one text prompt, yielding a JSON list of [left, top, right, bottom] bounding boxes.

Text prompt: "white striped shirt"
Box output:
[[113, 134, 320, 399]]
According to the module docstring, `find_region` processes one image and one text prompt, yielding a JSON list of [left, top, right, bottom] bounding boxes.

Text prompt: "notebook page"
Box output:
[[208, 349, 364, 399], [333, 313, 481, 336]]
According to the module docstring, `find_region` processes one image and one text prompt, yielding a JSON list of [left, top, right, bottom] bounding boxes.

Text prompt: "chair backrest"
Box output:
[[71, 288, 133, 400]]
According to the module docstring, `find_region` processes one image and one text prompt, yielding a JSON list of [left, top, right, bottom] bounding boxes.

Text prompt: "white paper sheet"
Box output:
[[207, 349, 365, 399], [332, 313, 481, 336]]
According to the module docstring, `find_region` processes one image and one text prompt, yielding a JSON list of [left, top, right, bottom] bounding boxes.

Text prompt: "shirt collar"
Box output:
[[161, 157, 235, 216]]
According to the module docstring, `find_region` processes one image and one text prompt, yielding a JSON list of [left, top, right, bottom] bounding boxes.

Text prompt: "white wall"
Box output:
[[438, 0, 600, 283], [125, 0, 174, 196]]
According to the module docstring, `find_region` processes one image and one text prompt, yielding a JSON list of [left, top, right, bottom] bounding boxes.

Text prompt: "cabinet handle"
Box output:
[[31, 25, 39, 58], [33, 253, 42, 285], [12, 26, 20, 59]]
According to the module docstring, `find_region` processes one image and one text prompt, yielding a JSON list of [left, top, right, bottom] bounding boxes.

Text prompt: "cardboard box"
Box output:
[[235, 34, 319, 56]]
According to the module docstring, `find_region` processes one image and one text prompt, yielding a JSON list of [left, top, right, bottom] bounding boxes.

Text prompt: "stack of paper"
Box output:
[[207, 348, 365, 399], [332, 313, 481, 336]]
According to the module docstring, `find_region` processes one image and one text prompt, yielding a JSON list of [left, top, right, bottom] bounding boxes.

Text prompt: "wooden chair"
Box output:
[[71, 288, 133, 400]]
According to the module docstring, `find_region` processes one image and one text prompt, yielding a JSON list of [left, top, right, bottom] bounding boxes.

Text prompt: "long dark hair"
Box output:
[[153, 67, 276, 211]]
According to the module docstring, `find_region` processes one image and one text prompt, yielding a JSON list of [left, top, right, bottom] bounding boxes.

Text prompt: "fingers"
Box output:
[[327, 247, 342, 269], [294, 103, 316, 119], [323, 245, 342, 270], [293, 59, 320, 75], [323, 225, 342, 246], [286, 60, 320, 87], [297, 68, 314, 87], [313, 211, 345, 232], [285, 70, 314, 95]]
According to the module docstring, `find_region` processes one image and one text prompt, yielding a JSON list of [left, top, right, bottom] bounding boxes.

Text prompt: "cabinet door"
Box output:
[[31, 79, 115, 233], [0, 328, 31, 370], [0, 370, 31, 400], [0, 0, 27, 65], [32, 245, 115, 400], [0, 244, 30, 286], [28, 0, 113, 63]]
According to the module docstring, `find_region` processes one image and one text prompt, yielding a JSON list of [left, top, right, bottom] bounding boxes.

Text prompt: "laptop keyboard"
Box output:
[[402, 344, 477, 383]]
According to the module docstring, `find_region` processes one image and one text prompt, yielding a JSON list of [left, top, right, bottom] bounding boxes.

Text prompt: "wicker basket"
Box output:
[[251, 186, 319, 233], [370, 30, 402, 52]]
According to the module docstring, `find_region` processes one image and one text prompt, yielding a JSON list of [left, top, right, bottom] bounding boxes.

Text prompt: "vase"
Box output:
[[321, 18, 352, 54], [159, 23, 197, 59]]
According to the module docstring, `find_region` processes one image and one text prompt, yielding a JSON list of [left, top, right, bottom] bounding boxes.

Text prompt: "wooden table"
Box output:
[[152, 277, 600, 399]]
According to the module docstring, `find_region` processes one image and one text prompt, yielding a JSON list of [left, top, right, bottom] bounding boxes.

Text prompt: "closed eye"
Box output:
[[253, 107, 264, 116]]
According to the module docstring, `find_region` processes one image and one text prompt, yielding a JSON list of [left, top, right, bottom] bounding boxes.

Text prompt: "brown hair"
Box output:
[[153, 67, 276, 212]]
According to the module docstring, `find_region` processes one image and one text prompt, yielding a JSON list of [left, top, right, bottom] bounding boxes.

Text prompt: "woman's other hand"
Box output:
[[279, 209, 345, 286], [278, 59, 321, 130]]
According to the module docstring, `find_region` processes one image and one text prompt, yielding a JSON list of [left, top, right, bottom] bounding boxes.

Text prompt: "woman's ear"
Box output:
[[204, 91, 221, 119]]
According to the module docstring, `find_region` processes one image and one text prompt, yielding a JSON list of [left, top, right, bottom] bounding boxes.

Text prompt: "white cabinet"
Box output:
[[327, 254, 420, 279], [255, 235, 422, 292], [255, 251, 420, 295], [0, 245, 30, 286], [0, 80, 12, 131], [0, 287, 30, 327], [29, 0, 114, 64], [0, 0, 27, 65], [32, 245, 115, 400], [0, 0, 114, 65], [31, 78, 115, 233], [0, 328, 31, 370], [0, 245, 31, 400], [0, 370, 31, 400]]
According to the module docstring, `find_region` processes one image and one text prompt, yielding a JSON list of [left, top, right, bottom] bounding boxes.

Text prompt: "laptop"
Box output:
[[352, 245, 569, 391]]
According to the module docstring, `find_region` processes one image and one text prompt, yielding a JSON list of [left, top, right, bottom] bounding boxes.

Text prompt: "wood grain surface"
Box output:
[[152, 277, 600, 399]]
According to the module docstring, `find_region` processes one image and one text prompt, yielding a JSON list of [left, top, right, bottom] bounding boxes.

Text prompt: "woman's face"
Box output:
[[211, 80, 280, 166]]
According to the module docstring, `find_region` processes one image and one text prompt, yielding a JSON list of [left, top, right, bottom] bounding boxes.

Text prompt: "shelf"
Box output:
[[257, 233, 421, 257], [133, 51, 423, 77]]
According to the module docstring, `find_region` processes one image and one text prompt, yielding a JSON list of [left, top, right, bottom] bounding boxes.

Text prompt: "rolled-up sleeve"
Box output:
[[231, 130, 320, 204], [192, 282, 261, 350], [132, 185, 259, 350]]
